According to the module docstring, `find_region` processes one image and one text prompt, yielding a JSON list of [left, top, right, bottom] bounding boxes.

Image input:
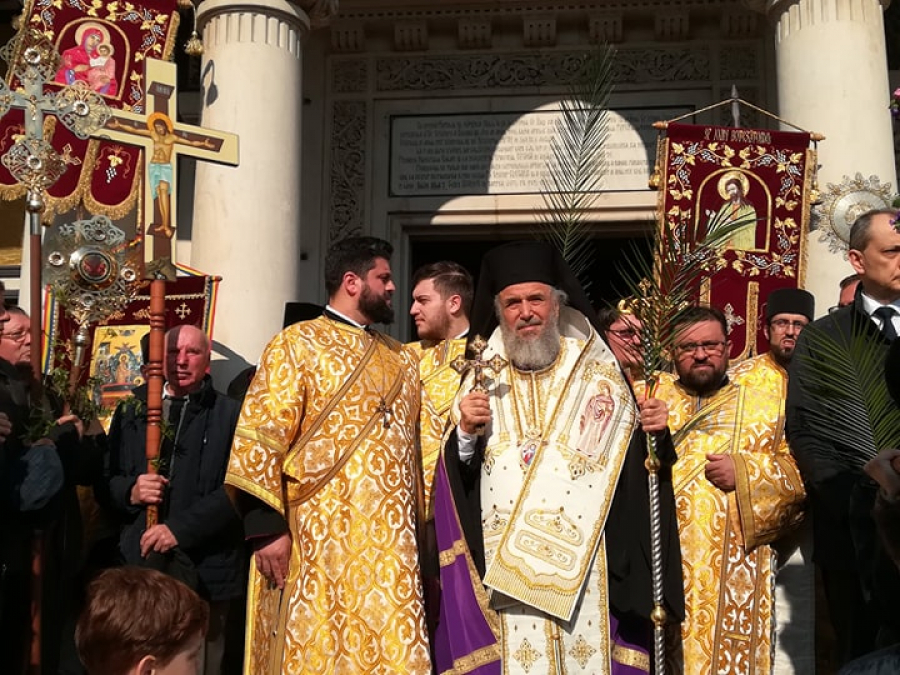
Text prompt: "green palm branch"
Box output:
[[616, 204, 759, 384], [536, 46, 615, 288], [795, 323, 900, 465]]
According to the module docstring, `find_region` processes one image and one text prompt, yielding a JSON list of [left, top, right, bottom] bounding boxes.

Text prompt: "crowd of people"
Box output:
[[3, 209, 900, 674]]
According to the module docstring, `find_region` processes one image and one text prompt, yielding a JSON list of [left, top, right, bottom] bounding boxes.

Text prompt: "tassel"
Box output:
[[184, 30, 203, 57], [179, 2, 204, 57]]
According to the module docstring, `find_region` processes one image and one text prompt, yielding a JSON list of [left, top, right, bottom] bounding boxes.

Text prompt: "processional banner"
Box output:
[[655, 122, 815, 359], [43, 268, 219, 427], [0, 0, 179, 221]]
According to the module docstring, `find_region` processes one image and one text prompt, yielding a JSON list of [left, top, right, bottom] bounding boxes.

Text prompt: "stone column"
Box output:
[[753, 0, 896, 308], [192, 0, 326, 381]]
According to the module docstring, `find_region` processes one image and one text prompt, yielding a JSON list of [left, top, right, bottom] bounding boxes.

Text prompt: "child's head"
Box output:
[[97, 43, 111, 57], [76, 567, 209, 675]]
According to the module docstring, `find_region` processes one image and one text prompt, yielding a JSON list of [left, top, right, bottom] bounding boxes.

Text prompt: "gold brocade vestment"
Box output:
[[637, 373, 805, 675], [728, 352, 787, 401], [226, 316, 431, 675], [408, 337, 466, 515]]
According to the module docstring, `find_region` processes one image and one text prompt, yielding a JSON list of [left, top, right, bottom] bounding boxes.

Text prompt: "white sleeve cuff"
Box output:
[[456, 428, 478, 464]]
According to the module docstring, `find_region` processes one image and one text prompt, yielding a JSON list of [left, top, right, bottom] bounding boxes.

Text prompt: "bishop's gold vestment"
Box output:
[[638, 372, 805, 675], [445, 307, 641, 674], [408, 337, 466, 514], [226, 316, 431, 675]]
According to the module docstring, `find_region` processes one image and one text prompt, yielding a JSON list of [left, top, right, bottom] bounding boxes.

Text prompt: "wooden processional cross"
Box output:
[[99, 58, 239, 279], [94, 58, 239, 530]]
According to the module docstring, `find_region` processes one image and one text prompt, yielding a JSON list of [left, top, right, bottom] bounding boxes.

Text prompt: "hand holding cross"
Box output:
[[451, 335, 508, 393], [451, 336, 507, 435]]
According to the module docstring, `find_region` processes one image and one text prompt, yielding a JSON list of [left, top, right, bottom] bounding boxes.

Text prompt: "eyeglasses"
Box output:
[[607, 328, 639, 339], [674, 340, 727, 357], [769, 319, 808, 331], [0, 329, 28, 343]]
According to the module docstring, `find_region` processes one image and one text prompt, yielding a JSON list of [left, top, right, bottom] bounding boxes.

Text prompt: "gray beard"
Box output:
[[500, 321, 562, 370]]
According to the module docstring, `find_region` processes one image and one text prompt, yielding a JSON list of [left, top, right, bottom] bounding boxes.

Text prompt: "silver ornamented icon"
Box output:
[[44, 215, 140, 328], [813, 173, 895, 256]]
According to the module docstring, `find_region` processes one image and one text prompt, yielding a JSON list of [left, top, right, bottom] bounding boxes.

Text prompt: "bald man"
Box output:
[[105, 325, 242, 675]]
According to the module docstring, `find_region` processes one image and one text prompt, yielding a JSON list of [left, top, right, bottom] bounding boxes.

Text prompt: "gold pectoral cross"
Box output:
[[376, 397, 392, 429]]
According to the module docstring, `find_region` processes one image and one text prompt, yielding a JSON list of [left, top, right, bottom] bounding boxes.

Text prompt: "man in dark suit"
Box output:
[[106, 325, 242, 675], [787, 208, 900, 667]]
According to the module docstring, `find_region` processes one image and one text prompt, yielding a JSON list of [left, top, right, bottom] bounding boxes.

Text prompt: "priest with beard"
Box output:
[[431, 241, 684, 675], [226, 236, 430, 674]]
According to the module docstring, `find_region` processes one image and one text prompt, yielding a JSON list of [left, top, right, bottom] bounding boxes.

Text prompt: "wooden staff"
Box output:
[[144, 278, 166, 527]]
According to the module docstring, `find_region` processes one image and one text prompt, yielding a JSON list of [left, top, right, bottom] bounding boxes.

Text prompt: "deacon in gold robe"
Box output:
[[728, 288, 815, 675], [433, 242, 685, 675], [225, 237, 431, 675], [407, 260, 473, 512], [637, 306, 806, 675]]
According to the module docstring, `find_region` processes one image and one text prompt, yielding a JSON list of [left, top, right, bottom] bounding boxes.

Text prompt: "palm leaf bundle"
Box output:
[[536, 45, 615, 288], [616, 202, 759, 387], [795, 323, 900, 467]]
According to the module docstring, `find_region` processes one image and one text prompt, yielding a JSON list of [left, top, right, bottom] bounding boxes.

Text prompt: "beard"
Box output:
[[499, 316, 561, 371], [417, 311, 451, 341], [769, 340, 795, 368], [359, 283, 394, 325], [678, 361, 727, 395]]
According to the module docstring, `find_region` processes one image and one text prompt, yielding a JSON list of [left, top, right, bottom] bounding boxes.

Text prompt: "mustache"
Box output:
[[516, 317, 542, 328]]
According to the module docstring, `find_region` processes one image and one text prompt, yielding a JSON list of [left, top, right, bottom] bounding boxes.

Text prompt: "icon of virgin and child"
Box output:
[[54, 21, 118, 97]]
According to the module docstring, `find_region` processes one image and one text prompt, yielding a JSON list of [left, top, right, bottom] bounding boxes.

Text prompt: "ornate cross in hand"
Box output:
[[451, 335, 508, 393], [98, 58, 239, 279]]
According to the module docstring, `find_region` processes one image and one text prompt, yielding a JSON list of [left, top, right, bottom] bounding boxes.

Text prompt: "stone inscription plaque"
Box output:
[[389, 107, 688, 197]]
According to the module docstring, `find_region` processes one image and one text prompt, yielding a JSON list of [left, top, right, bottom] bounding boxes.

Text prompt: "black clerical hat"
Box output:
[[766, 288, 815, 322], [469, 240, 600, 339]]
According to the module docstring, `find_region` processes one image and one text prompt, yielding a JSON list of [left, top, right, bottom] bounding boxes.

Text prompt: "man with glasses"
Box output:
[[599, 301, 643, 381], [729, 288, 815, 675], [637, 305, 805, 675]]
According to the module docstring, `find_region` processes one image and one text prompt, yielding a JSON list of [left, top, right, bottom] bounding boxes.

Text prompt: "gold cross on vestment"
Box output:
[[375, 397, 392, 429], [450, 335, 508, 394], [97, 58, 239, 279]]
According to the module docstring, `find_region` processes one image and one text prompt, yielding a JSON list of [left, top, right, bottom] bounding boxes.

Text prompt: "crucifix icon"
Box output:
[[98, 58, 239, 279], [451, 336, 507, 435], [450, 335, 508, 393]]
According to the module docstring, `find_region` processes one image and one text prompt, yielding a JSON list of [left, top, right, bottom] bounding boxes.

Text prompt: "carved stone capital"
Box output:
[[295, 0, 339, 28]]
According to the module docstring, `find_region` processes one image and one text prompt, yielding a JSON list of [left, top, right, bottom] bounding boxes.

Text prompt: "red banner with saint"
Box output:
[[656, 122, 816, 359], [0, 0, 179, 221]]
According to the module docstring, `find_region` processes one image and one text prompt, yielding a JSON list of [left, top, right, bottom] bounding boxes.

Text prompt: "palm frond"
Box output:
[[615, 198, 760, 384], [795, 324, 900, 467], [536, 46, 615, 287]]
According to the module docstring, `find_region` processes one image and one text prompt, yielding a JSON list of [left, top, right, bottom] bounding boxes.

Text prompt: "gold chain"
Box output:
[[330, 319, 395, 428]]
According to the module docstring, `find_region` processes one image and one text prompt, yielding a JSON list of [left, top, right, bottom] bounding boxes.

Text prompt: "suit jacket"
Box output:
[[106, 377, 244, 601]]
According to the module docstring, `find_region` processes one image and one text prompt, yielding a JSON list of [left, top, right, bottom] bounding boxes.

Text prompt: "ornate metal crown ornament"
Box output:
[[814, 173, 895, 256]]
